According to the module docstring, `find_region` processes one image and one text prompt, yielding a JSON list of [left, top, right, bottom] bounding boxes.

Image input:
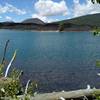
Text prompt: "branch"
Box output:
[[1, 40, 10, 65], [25, 80, 31, 94], [31, 89, 99, 100], [4, 50, 17, 77]]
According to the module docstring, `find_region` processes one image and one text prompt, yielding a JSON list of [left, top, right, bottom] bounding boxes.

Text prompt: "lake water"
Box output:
[[0, 29, 100, 92]]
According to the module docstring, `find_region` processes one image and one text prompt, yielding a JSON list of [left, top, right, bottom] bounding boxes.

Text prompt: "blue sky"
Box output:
[[0, 0, 100, 22]]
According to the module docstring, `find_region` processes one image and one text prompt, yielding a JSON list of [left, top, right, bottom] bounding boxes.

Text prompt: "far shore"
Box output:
[[0, 28, 92, 32]]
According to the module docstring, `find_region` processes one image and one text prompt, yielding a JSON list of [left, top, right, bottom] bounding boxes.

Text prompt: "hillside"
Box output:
[[0, 13, 100, 31], [56, 13, 100, 27], [22, 18, 44, 25]]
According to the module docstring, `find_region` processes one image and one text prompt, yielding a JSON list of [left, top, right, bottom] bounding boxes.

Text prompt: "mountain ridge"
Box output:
[[0, 13, 100, 31], [54, 13, 100, 26], [22, 18, 45, 25]]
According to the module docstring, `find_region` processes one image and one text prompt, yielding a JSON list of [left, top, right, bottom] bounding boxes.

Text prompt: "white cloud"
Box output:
[[32, 14, 48, 22], [5, 16, 12, 21], [73, 0, 100, 17], [32, 13, 59, 23], [0, 3, 26, 15], [34, 0, 68, 16], [32, 0, 68, 23]]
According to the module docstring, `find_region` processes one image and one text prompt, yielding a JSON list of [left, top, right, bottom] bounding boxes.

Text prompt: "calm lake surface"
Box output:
[[0, 29, 100, 92]]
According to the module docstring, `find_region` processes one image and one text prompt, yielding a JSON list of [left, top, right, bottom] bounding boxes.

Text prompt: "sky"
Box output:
[[0, 0, 100, 23]]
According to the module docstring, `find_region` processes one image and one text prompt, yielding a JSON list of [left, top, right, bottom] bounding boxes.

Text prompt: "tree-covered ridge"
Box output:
[[91, 0, 100, 4]]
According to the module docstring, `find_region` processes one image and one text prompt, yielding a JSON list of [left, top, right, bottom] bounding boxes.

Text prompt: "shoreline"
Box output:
[[0, 29, 92, 32]]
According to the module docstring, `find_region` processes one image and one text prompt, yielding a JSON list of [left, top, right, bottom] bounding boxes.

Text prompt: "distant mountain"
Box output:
[[56, 13, 100, 27], [1, 21, 15, 24], [22, 18, 44, 25], [0, 13, 100, 31]]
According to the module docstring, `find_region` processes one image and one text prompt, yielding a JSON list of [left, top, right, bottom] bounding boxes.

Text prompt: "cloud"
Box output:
[[5, 16, 12, 21], [32, 0, 68, 23], [32, 14, 48, 22], [0, 3, 26, 15], [34, 0, 68, 16], [33, 0, 100, 22], [32, 13, 59, 23], [73, 0, 100, 17]]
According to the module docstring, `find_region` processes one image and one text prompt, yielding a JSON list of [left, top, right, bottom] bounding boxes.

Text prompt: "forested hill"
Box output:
[[0, 13, 100, 31], [55, 13, 100, 27]]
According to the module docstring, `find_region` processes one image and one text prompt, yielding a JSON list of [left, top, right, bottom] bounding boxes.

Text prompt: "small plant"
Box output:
[[9, 68, 23, 80], [0, 51, 23, 97], [96, 60, 100, 67], [0, 41, 37, 99], [27, 81, 38, 96], [4, 79, 22, 97], [93, 27, 100, 36], [0, 64, 4, 77], [93, 91, 100, 100]]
